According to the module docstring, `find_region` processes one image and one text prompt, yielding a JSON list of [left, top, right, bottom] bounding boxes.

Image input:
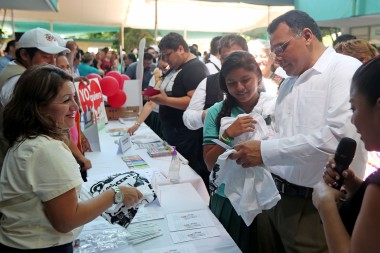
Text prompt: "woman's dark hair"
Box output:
[[4, 40, 17, 53], [351, 55, 380, 107], [3, 64, 73, 147], [215, 51, 262, 129]]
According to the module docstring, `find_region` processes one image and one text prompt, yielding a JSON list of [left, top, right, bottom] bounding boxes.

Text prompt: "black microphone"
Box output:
[[332, 137, 357, 189]]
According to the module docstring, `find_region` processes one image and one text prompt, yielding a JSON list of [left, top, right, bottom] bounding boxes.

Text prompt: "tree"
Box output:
[[123, 28, 155, 53]]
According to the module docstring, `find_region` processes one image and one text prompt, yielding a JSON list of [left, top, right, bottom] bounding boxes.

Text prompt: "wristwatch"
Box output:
[[111, 186, 123, 204]]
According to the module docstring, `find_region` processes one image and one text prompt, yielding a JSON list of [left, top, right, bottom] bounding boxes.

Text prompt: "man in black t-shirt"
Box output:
[[149, 32, 209, 186]]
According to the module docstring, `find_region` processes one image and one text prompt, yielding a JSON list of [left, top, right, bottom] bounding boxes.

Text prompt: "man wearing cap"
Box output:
[[0, 27, 70, 170]]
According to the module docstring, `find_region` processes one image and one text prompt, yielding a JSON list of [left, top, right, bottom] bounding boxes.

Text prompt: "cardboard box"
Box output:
[[105, 106, 139, 120]]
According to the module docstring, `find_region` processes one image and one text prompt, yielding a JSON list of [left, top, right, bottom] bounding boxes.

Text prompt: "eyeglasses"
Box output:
[[269, 36, 295, 59]]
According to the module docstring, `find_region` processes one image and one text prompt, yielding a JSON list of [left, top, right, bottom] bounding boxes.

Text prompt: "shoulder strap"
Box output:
[[211, 62, 220, 72]]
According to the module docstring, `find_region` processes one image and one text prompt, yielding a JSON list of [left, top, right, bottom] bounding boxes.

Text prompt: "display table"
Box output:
[[78, 119, 241, 252], [85, 120, 209, 203]]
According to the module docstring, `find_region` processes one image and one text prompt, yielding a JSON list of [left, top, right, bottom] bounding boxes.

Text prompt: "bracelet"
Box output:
[[219, 132, 233, 146], [135, 122, 141, 126]]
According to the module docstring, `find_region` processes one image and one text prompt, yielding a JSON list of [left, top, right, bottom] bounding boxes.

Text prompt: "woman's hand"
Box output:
[[119, 186, 143, 208], [127, 124, 139, 135], [225, 115, 256, 138], [323, 158, 363, 197], [81, 133, 92, 152], [78, 156, 92, 171]]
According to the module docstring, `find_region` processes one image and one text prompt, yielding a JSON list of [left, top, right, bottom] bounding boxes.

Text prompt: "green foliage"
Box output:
[[74, 28, 156, 52], [123, 28, 155, 52], [320, 27, 341, 46]]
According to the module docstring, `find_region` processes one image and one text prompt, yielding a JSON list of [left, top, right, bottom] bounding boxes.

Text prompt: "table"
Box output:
[[78, 119, 241, 252], [85, 120, 209, 203]]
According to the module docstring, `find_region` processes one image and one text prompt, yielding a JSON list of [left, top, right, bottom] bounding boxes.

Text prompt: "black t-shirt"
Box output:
[[339, 169, 380, 235], [159, 58, 209, 129]]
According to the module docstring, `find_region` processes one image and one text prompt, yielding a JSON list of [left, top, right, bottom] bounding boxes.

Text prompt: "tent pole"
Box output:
[[121, 24, 125, 50], [154, 0, 158, 44], [267, 5, 270, 40], [11, 9, 15, 39]]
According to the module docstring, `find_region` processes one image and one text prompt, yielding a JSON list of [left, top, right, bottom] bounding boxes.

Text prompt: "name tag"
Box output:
[[117, 133, 131, 154]]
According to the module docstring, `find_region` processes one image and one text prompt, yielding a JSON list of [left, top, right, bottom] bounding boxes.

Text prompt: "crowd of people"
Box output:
[[0, 9, 379, 253]]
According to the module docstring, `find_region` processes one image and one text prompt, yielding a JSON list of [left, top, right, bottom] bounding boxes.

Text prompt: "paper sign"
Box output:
[[76, 79, 107, 131], [117, 133, 132, 154], [83, 122, 101, 152], [170, 227, 220, 244]]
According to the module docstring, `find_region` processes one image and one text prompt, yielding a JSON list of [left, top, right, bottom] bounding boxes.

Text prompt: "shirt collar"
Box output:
[[310, 46, 335, 74]]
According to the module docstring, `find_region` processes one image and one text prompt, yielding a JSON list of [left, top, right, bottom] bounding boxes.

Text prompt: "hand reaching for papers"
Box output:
[[127, 124, 139, 135]]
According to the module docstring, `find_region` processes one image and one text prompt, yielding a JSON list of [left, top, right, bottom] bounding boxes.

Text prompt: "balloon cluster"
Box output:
[[87, 71, 130, 108]]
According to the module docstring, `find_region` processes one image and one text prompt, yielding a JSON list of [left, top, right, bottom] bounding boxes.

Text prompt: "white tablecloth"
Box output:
[[85, 120, 209, 203], [79, 119, 241, 253]]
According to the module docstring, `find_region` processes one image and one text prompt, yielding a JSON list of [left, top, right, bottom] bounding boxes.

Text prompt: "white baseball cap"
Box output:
[[52, 33, 74, 47], [18, 28, 70, 54]]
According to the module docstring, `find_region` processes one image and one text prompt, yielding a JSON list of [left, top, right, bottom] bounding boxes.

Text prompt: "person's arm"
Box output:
[[149, 89, 194, 110], [68, 138, 92, 171], [351, 184, 380, 253], [43, 185, 142, 233], [203, 144, 226, 171], [183, 78, 207, 130], [127, 101, 157, 135], [312, 181, 350, 253], [66, 41, 77, 69], [204, 114, 256, 170]]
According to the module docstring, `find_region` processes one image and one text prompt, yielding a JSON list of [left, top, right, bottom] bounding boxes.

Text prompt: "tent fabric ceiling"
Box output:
[[0, 0, 58, 12], [198, 0, 294, 6], [1, 0, 293, 36]]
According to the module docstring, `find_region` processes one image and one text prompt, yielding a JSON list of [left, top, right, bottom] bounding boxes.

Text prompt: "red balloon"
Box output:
[[120, 74, 131, 89], [108, 90, 127, 108], [106, 71, 123, 89], [99, 76, 118, 97], [87, 73, 102, 83]]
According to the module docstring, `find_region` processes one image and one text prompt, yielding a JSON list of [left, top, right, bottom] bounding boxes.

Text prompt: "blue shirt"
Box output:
[[124, 62, 156, 90], [0, 55, 13, 73], [78, 63, 100, 77]]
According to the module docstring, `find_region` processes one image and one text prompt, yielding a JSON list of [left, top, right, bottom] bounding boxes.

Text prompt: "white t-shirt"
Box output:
[[0, 136, 83, 249]]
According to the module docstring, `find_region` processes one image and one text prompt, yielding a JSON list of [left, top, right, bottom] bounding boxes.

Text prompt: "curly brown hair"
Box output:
[[3, 64, 73, 147]]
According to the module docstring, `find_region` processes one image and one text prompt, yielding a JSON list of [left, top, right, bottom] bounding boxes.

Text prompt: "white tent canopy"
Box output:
[[0, 0, 293, 35]]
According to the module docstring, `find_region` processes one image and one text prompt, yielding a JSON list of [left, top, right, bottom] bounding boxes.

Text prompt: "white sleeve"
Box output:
[[0, 76, 20, 106], [29, 140, 83, 201], [183, 78, 207, 130]]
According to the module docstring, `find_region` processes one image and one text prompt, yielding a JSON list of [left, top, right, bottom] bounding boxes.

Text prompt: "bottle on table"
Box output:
[[169, 148, 180, 183]]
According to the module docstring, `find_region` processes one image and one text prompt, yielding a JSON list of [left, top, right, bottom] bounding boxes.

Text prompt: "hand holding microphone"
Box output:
[[331, 137, 357, 190]]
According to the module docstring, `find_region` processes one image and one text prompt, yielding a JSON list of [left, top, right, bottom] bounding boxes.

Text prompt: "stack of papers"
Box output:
[[166, 210, 220, 243], [125, 222, 162, 245], [121, 155, 149, 169], [143, 244, 198, 253]]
